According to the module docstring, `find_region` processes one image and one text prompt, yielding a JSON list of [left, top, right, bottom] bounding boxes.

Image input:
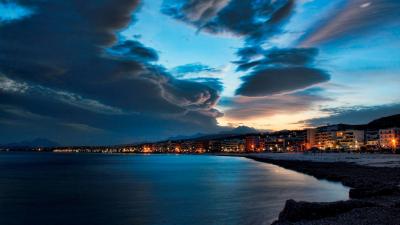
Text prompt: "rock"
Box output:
[[277, 199, 377, 223], [394, 201, 400, 208], [349, 186, 399, 199]]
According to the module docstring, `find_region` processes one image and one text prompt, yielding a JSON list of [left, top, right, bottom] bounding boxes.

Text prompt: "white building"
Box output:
[[221, 139, 244, 152], [336, 130, 365, 150]]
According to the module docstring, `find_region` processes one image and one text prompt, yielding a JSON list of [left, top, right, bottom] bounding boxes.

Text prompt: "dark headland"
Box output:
[[244, 155, 400, 225]]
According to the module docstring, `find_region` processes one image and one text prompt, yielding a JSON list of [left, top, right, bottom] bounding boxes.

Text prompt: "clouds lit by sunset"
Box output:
[[1, 0, 399, 145]]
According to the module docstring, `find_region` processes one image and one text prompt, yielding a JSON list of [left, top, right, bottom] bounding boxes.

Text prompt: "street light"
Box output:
[[392, 139, 397, 151]]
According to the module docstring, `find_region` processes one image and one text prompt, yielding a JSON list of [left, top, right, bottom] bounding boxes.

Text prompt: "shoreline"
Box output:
[[240, 154, 400, 225]]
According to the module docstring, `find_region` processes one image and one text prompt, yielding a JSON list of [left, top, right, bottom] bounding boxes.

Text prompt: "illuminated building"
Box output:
[[181, 141, 195, 152], [379, 128, 400, 150], [245, 136, 260, 152], [194, 141, 208, 153], [315, 125, 348, 150], [365, 130, 379, 150], [306, 128, 316, 149], [220, 139, 245, 152], [336, 130, 365, 150], [315, 131, 337, 150], [258, 138, 266, 152]]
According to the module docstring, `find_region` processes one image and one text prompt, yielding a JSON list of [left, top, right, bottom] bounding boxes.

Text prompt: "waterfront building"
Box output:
[[221, 139, 244, 152], [315, 131, 337, 150], [379, 128, 400, 150], [181, 141, 195, 152], [171, 142, 181, 153], [336, 130, 365, 151], [258, 137, 266, 152], [194, 141, 208, 153], [306, 128, 316, 149], [208, 140, 221, 152], [265, 141, 285, 152], [315, 125, 348, 150], [245, 136, 260, 152], [365, 130, 380, 150], [141, 144, 154, 153], [285, 130, 307, 151]]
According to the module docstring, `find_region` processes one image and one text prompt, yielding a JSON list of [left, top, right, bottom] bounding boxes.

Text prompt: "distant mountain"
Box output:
[[367, 114, 400, 129], [2, 138, 59, 148], [165, 126, 260, 142], [167, 133, 207, 141], [183, 126, 261, 141], [220, 126, 259, 135]]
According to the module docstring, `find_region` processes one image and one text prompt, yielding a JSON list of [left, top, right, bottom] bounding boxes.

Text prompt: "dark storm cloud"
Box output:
[[162, 78, 220, 111], [235, 48, 319, 71], [235, 67, 330, 96], [235, 47, 329, 97], [235, 46, 264, 62], [110, 40, 159, 61], [0, 0, 224, 145], [264, 48, 319, 66], [305, 104, 400, 127], [162, 0, 229, 27], [300, 0, 400, 46], [187, 78, 223, 93], [162, 0, 295, 44], [170, 63, 224, 94]]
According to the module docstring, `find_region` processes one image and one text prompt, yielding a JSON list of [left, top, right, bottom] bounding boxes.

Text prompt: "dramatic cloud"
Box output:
[[109, 40, 159, 62], [222, 91, 329, 120], [170, 63, 224, 93], [2, 0, 399, 144], [306, 104, 400, 127], [300, 0, 400, 46], [162, 0, 295, 44], [235, 46, 264, 62], [217, 88, 331, 130], [235, 47, 319, 71], [0, 75, 29, 93], [162, 0, 330, 98], [235, 47, 329, 96], [0, 0, 224, 145], [236, 67, 329, 96]]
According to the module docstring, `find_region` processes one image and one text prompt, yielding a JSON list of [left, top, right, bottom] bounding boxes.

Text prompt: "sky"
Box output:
[[0, 0, 399, 145]]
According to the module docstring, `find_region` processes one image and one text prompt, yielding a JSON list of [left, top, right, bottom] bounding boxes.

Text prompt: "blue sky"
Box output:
[[0, 0, 399, 145]]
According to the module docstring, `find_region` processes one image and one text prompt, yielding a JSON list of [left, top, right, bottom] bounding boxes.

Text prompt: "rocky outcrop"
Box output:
[[349, 186, 400, 199], [272, 199, 376, 224]]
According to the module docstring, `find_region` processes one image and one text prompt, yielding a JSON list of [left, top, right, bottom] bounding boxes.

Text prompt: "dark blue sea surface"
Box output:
[[0, 153, 349, 225]]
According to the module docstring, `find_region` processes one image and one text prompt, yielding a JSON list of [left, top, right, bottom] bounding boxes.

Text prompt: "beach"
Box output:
[[243, 153, 400, 225]]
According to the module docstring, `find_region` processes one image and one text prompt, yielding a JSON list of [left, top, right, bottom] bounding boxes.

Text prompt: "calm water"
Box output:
[[0, 153, 349, 225]]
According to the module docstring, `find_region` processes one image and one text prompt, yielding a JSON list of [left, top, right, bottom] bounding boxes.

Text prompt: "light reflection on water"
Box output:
[[0, 153, 349, 225]]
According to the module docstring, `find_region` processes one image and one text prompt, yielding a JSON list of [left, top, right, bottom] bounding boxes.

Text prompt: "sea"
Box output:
[[0, 153, 349, 225]]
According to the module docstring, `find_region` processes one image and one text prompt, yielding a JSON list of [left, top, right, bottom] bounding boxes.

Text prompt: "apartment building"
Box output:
[[379, 128, 400, 150]]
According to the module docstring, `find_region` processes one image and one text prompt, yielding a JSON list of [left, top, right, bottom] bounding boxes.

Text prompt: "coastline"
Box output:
[[240, 153, 400, 225]]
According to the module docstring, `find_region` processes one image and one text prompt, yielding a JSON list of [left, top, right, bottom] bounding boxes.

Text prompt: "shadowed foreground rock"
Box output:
[[350, 186, 400, 199], [273, 199, 376, 223]]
